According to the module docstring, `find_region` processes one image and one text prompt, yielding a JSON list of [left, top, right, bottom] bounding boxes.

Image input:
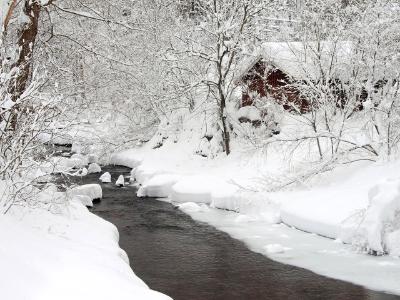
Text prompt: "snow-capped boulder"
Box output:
[[116, 175, 125, 187], [73, 195, 93, 207], [68, 184, 102, 202], [88, 163, 102, 174], [99, 172, 112, 183]]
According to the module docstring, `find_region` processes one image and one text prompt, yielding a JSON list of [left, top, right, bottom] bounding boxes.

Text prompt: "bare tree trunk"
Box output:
[[8, 0, 41, 103], [219, 88, 231, 155], [312, 120, 323, 160], [216, 54, 231, 155]]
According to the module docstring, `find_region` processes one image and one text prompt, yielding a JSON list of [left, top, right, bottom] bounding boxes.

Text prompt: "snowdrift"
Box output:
[[112, 143, 400, 257], [0, 183, 170, 300]]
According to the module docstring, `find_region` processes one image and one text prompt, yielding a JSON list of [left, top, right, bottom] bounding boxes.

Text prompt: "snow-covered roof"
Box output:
[[235, 41, 353, 83]]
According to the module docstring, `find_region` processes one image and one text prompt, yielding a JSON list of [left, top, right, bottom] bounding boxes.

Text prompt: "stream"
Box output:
[[60, 164, 400, 300]]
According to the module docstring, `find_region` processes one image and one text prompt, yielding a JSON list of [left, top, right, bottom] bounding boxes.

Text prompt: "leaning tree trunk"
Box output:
[[6, 0, 43, 130], [8, 0, 41, 103]]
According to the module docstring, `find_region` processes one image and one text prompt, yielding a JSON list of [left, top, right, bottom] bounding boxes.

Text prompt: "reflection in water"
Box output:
[[62, 165, 400, 300]]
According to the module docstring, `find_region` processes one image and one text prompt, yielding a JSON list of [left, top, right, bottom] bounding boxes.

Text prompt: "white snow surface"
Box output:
[[137, 173, 182, 198], [99, 172, 112, 183], [185, 206, 400, 296], [237, 106, 261, 121], [264, 243, 288, 254], [88, 163, 102, 174], [171, 175, 231, 204], [345, 178, 400, 255], [68, 184, 103, 201], [0, 188, 170, 300], [73, 194, 93, 207], [110, 139, 400, 294], [116, 175, 125, 187]]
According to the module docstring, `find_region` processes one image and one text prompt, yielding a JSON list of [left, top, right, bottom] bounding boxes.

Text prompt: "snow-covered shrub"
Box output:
[[237, 106, 262, 126], [231, 100, 283, 151], [342, 179, 400, 255], [195, 134, 223, 158], [0, 87, 64, 211]]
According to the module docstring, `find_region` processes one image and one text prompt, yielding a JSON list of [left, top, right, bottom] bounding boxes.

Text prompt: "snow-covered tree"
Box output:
[[167, 0, 271, 155]]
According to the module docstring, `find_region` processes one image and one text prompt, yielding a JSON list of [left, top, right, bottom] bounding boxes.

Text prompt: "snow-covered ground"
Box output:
[[0, 183, 170, 300], [110, 138, 400, 295], [182, 205, 400, 295]]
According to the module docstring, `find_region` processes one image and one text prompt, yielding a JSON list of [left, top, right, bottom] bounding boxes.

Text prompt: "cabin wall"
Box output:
[[241, 61, 309, 113], [241, 61, 266, 106], [241, 60, 375, 114]]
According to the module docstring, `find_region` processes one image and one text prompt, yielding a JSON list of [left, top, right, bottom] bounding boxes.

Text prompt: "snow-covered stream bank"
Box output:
[[182, 205, 400, 296], [0, 207, 169, 300], [110, 145, 400, 296], [0, 151, 171, 300], [69, 165, 400, 300]]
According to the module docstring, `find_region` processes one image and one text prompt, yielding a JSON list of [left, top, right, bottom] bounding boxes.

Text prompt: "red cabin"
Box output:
[[236, 41, 354, 114], [241, 59, 309, 113]]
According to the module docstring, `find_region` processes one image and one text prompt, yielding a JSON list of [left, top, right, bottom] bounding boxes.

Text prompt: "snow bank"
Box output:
[[134, 166, 164, 185], [111, 149, 142, 168], [341, 178, 400, 254], [73, 194, 93, 207], [386, 230, 400, 256], [211, 189, 281, 224], [184, 206, 400, 296], [171, 176, 235, 204], [111, 139, 400, 257], [264, 243, 288, 254], [271, 162, 400, 256], [279, 189, 362, 239], [171, 177, 212, 203], [137, 174, 182, 198], [68, 184, 103, 201], [178, 202, 209, 213], [0, 200, 170, 300]]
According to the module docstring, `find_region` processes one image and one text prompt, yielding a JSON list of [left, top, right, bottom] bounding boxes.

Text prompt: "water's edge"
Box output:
[[60, 165, 400, 300]]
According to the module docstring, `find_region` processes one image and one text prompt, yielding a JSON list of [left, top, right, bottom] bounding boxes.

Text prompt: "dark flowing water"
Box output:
[[61, 165, 400, 300]]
